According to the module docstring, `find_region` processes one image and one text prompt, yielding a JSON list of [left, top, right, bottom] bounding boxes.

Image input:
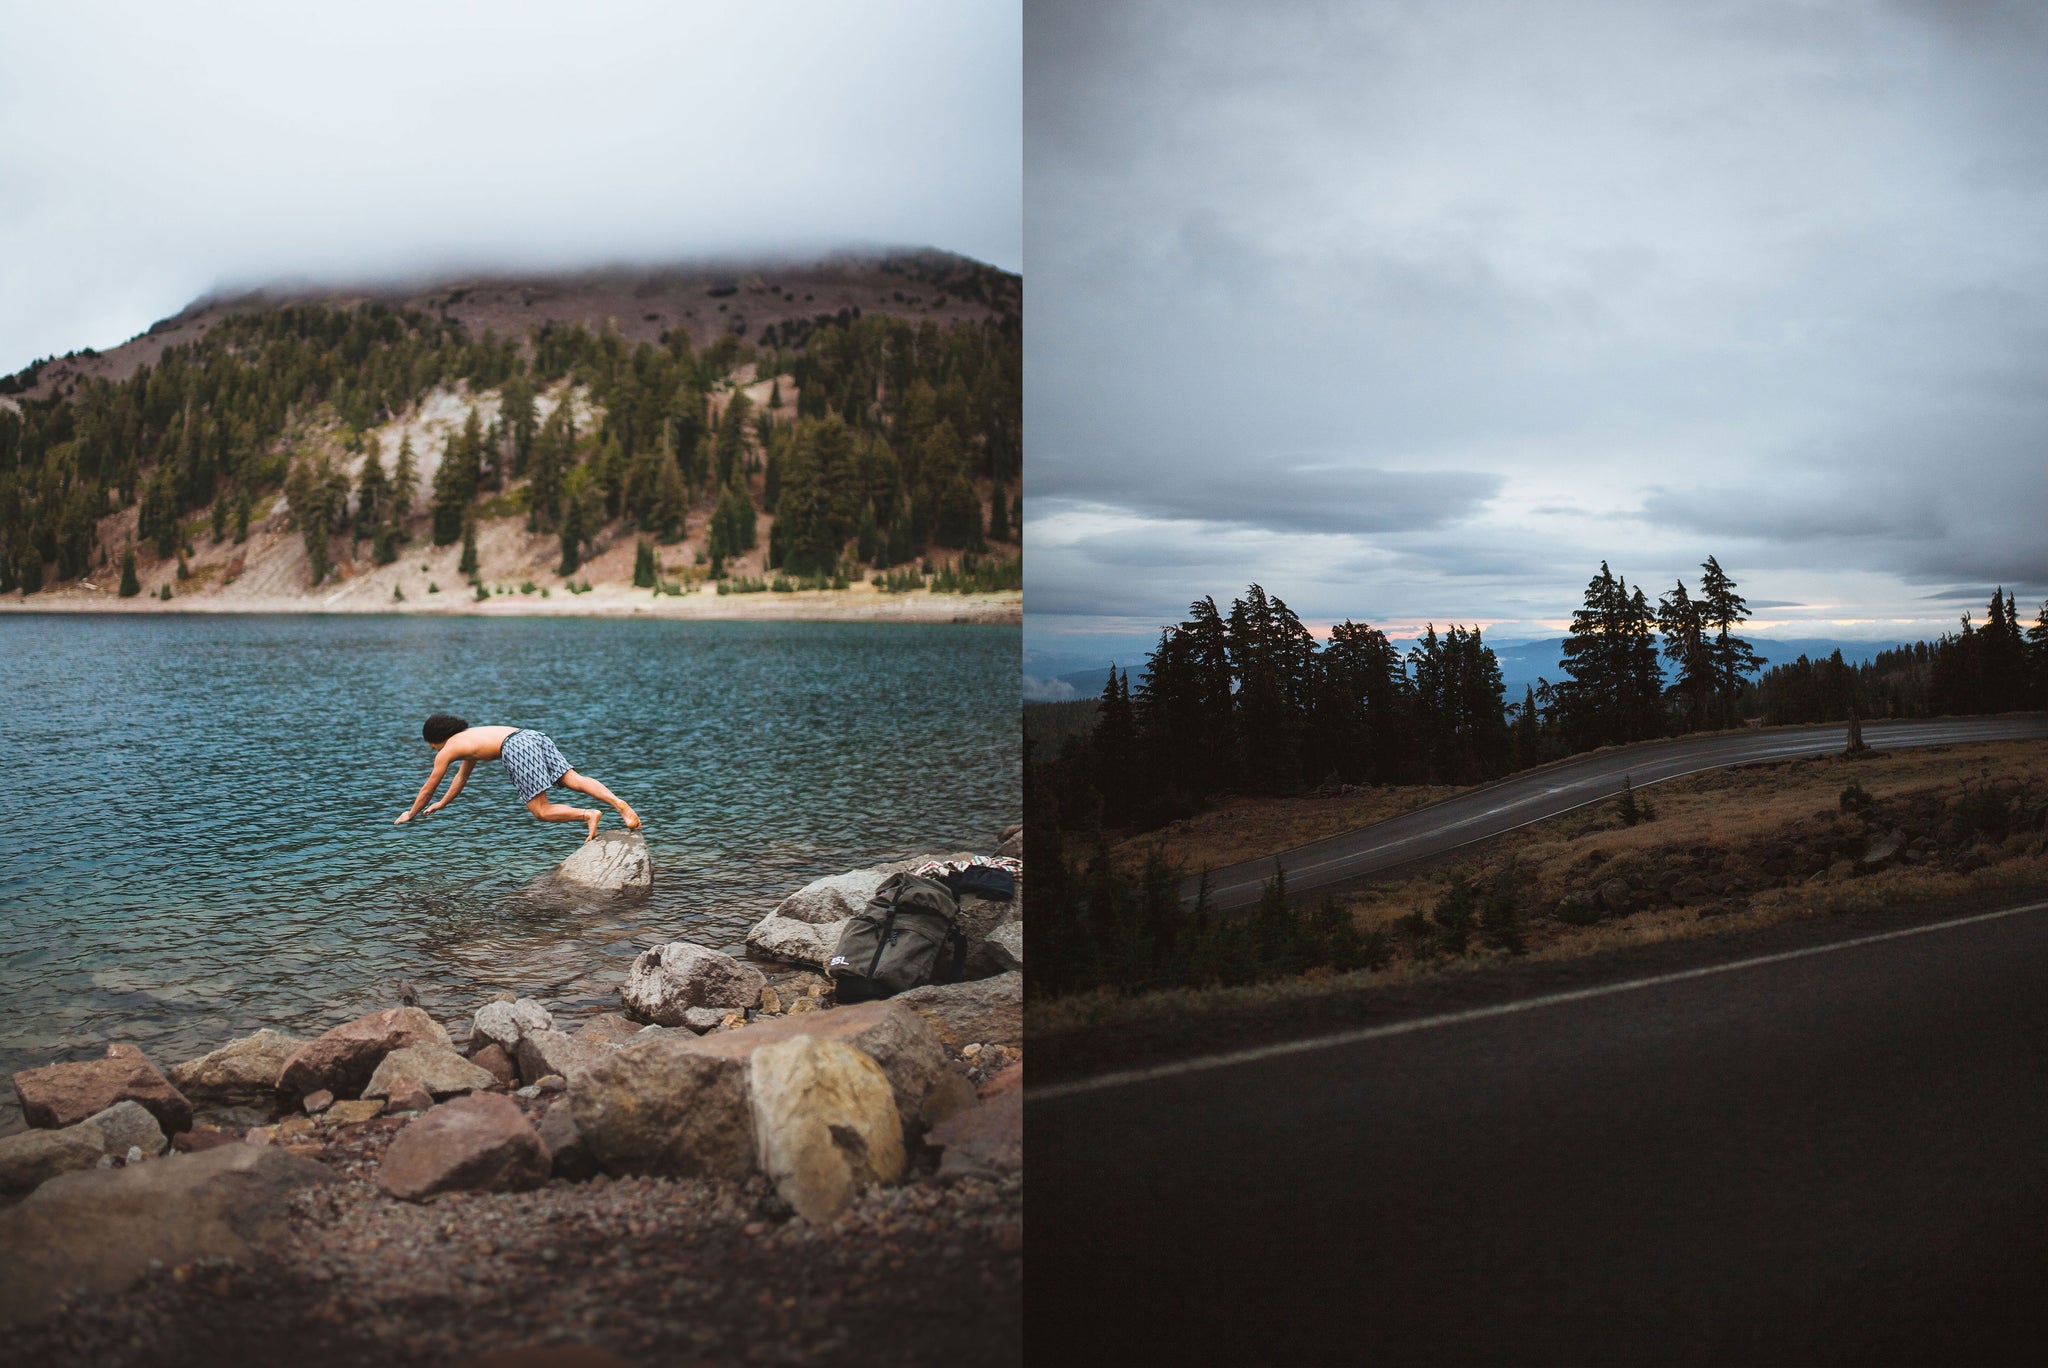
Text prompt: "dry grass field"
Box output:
[[1031, 739, 2048, 1038], [1106, 783, 1462, 878]]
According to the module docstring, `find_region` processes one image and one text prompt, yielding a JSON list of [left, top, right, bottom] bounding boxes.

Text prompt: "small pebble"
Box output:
[[961, 1043, 982, 1058], [536, 1074, 567, 1094]]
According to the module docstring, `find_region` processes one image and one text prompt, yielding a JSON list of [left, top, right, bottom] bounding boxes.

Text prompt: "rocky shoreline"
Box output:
[[0, 828, 1024, 1367]]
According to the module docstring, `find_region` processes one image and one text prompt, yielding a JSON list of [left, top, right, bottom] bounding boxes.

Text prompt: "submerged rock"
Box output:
[[12, 1044, 192, 1136], [376, 1094, 551, 1202], [0, 1144, 336, 1326], [166, 1029, 306, 1106], [748, 1034, 904, 1225], [621, 942, 766, 1025], [551, 831, 651, 895]]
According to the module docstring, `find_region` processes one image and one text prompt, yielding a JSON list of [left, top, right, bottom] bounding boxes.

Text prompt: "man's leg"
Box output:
[[561, 770, 640, 829], [527, 793, 601, 840]]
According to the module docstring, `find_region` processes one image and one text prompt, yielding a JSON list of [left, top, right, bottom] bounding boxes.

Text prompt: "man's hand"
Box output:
[[394, 810, 414, 825], [424, 801, 448, 814]]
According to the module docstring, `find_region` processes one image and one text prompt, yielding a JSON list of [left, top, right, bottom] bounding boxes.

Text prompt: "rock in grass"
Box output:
[[0, 1144, 336, 1326], [894, 972, 1023, 1051], [377, 1094, 551, 1202], [744, 915, 848, 972], [469, 998, 553, 1053], [273, 1008, 452, 1102], [12, 1044, 192, 1136], [748, 1035, 904, 1225], [165, 1029, 306, 1106], [363, 1044, 498, 1100], [0, 1125, 105, 1195], [621, 943, 765, 1026], [551, 831, 651, 895]]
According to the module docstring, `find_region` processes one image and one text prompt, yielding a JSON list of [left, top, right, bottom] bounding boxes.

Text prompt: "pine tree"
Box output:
[[390, 436, 418, 529], [987, 484, 1011, 543], [355, 441, 389, 540], [653, 445, 687, 542], [1657, 579, 1712, 732], [1698, 556, 1763, 728], [633, 538, 657, 588], [459, 508, 479, 578], [118, 544, 140, 597], [233, 488, 251, 544]]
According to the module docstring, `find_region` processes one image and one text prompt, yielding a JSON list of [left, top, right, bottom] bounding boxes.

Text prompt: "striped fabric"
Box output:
[[502, 729, 572, 802]]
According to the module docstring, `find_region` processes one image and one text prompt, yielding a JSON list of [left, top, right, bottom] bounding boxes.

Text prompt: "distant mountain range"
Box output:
[[1024, 636, 1912, 705]]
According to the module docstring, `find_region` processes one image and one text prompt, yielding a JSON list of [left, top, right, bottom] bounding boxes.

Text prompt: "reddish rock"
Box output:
[[11, 1044, 192, 1136], [302, 1090, 334, 1115], [472, 1042, 519, 1088], [927, 1089, 1022, 1179], [979, 1061, 1024, 1100], [274, 1007, 452, 1101], [377, 1094, 551, 1202], [386, 1080, 434, 1114], [171, 1128, 241, 1154]]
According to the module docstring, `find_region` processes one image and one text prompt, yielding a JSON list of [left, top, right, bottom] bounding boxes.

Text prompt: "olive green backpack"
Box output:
[[827, 872, 967, 1002]]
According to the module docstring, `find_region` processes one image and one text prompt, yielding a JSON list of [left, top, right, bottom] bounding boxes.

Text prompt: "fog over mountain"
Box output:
[[0, 0, 1020, 374], [1025, 0, 2048, 660]]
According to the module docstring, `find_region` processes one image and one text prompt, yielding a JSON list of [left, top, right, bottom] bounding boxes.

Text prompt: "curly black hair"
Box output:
[[422, 714, 470, 745]]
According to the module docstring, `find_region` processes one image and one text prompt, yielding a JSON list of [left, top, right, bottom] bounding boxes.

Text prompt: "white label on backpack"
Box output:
[[828, 956, 850, 968]]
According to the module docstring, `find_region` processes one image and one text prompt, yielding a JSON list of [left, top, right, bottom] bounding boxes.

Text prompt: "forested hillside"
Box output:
[[0, 253, 1021, 605]]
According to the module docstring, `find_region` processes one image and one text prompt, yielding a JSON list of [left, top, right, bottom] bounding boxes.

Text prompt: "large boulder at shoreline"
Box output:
[[745, 914, 848, 971], [573, 1012, 646, 1046], [985, 920, 1023, 972], [12, 1044, 192, 1136], [749, 1034, 905, 1225], [469, 998, 553, 1053], [771, 870, 889, 925], [0, 1143, 337, 1327], [621, 942, 765, 1025], [166, 1029, 306, 1105], [364, 1043, 498, 1101], [994, 824, 1023, 859], [895, 972, 1023, 1051], [571, 1038, 757, 1179], [550, 831, 651, 896], [687, 1000, 948, 1133], [513, 1030, 615, 1087], [376, 1094, 551, 1202], [0, 1124, 105, 1195], [957, 892, 1022, 980], [274, 1007, 453, 1102]]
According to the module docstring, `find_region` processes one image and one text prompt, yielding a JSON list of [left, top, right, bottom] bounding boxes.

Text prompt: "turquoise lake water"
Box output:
[[0, 614, 1018, 1123]]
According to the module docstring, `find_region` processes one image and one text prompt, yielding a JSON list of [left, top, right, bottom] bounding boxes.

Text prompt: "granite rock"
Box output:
[[165, 1029, 306, 1106], [621, 942, 766, 1025], [748, 1034, 904, 1225], [893, 972, 1023, 1050], [470, 998, 554, 1053], [274, 1008, 453, 1102], [377, 1094, 551, 1202], [364, 1043, 498, 1100], [551, 831, 651, 895]]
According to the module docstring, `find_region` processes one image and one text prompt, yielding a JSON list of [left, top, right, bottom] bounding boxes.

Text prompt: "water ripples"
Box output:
[[0, 614, 1017, 1122]]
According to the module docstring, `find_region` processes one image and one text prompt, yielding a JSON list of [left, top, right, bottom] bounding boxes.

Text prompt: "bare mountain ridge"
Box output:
[[7, 248, 1018, 403]]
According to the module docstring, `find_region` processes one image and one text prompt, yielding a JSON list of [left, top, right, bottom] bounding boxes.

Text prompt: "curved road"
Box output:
[[1030, 893, 2048, 1363], [1194, 715, 2048, 912]]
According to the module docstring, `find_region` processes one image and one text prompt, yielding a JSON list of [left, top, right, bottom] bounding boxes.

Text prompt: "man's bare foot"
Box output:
[[584, 811, 601, 841], [618, 802, 641, 831]]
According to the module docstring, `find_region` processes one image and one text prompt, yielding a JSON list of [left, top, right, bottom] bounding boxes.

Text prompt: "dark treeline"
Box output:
[[0, 297, 1020, 593], [1028, 560, 2048, 1001], [1747, 587, 2048, 724]]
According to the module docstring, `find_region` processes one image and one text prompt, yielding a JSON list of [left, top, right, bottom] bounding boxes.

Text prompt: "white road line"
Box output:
[[1027, 898, 2048, 1104]]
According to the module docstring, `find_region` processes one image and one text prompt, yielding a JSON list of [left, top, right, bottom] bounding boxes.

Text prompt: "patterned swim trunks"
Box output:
[[502, 729, 572, 803]]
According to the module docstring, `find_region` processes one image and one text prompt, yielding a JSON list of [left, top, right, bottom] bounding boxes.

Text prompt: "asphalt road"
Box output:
[[1193, 715, 2048, 912], [1028, 894, 2048, 1364]]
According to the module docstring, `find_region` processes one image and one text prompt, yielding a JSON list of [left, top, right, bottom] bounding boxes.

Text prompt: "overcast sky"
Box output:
[[0, 0, 1019, 376], [1025, 0, 2048, 676]]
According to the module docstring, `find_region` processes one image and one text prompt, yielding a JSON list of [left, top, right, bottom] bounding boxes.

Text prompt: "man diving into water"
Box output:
[[395, 714, 640, 841]]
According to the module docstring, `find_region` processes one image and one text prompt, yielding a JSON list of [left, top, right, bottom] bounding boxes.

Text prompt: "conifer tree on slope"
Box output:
[[1698, 556, 1764, 728]]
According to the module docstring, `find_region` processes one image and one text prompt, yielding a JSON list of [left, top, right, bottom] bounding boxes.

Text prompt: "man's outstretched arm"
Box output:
[[426, 759, 476, 814], [395, 751, 453, 824]]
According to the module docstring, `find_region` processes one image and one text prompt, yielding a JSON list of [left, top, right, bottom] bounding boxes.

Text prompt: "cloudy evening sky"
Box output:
[[0, 0, 1020, 376], [1025, 0, 2048, 676]]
